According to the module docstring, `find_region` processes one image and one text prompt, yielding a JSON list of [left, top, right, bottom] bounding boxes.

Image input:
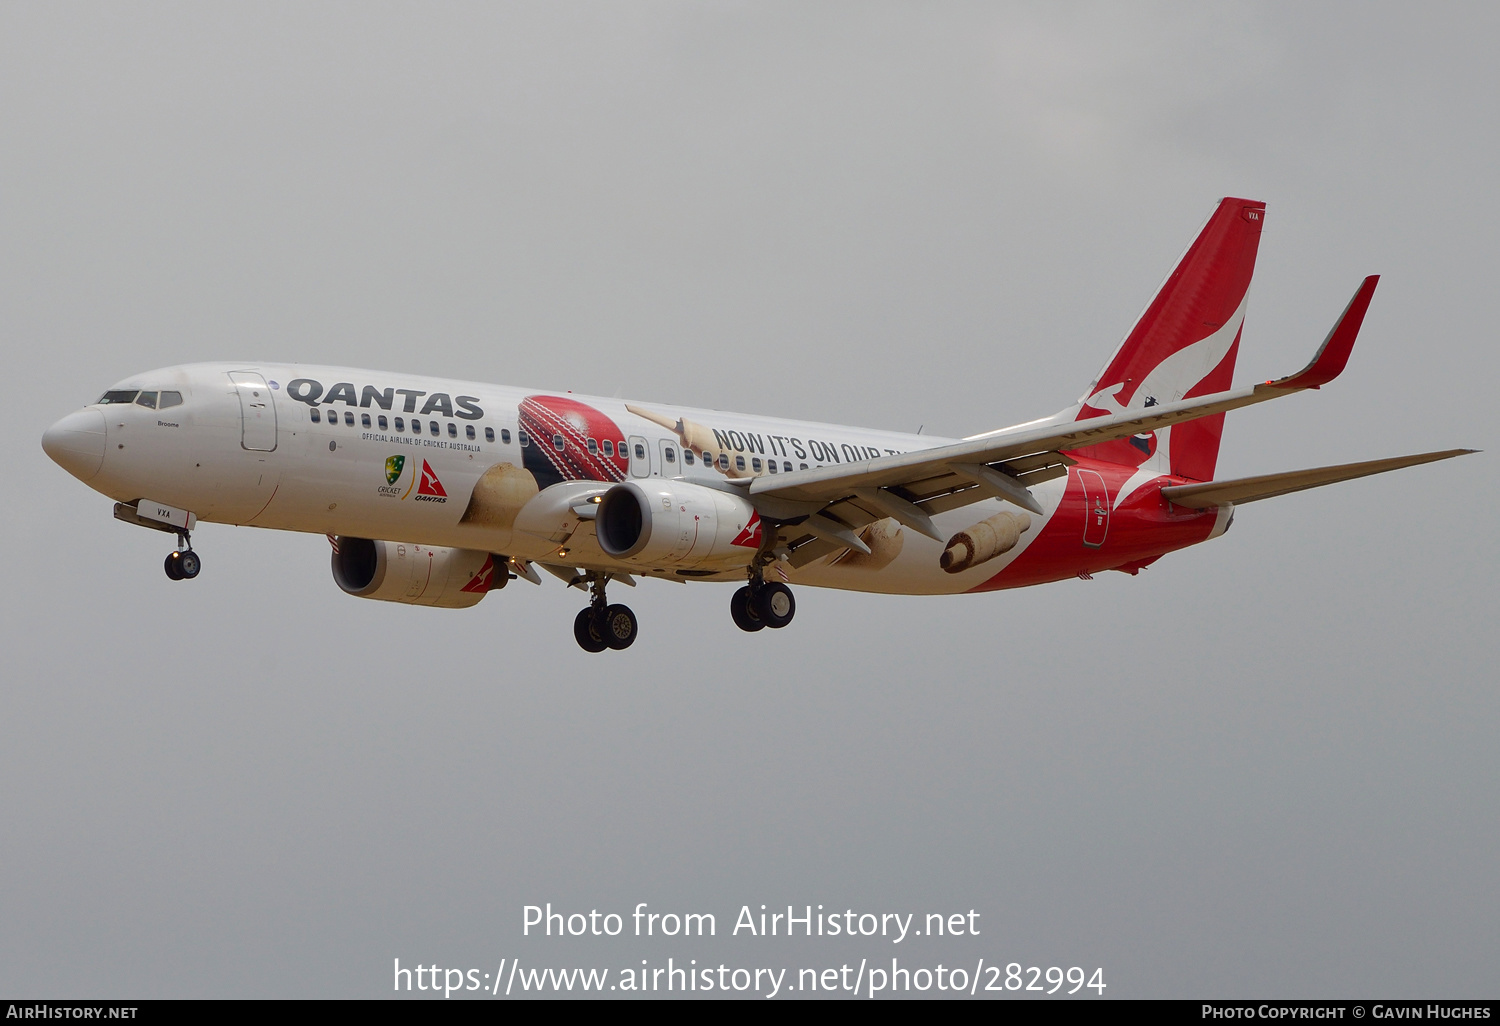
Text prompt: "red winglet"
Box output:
[[1273, 275, 1379, 390]]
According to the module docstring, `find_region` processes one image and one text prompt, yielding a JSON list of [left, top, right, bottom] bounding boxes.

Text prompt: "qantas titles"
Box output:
[[285, 378, 484, 420]]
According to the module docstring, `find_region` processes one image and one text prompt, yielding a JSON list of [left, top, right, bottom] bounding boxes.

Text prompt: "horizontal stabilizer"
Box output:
[[1160, 449, 1477, 508]]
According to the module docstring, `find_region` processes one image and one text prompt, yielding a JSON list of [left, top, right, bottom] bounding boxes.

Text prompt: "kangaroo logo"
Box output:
[[1080, 297, 1249, 472], [730, 512, 763, 549], [413, 460, 448, 503]]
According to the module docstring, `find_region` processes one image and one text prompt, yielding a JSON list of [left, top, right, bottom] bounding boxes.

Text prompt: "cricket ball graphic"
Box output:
[[519, 395, 630, 488]]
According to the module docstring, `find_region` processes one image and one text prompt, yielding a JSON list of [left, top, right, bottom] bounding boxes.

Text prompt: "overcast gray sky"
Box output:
[[2, 1, 1496, 999]]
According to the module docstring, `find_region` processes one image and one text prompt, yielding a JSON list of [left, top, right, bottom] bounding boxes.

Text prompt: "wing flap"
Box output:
[[1161, 449, 1476, 508]]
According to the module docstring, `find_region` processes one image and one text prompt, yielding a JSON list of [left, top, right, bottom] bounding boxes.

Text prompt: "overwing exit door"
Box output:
[[658, 438, 680, 478], [628, 435, 650, 478]]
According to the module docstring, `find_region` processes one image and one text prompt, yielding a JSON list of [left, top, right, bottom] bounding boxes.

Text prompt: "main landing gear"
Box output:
[[163, 531, 201, 581], [567, 569, 796, 649], [573, 573, 637, 653], [730, 576, 796, 632]]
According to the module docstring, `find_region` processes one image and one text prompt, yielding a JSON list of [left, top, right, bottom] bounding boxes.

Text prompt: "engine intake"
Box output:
[[596, 480, 761, 571], [331, 537, 504, 607]]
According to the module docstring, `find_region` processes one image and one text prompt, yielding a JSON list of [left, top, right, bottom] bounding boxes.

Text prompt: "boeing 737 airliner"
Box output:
[[42, 199, 1473, 651]]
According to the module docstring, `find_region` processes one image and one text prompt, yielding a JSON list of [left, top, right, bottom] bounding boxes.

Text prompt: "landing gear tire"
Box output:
[[573, 608, 608, 653], [730, 586, 765, 632], [164, 529, 199, 582], [177, 550, 201, 579], [754, 582, 795, 629], [601, 604, 638, 650]]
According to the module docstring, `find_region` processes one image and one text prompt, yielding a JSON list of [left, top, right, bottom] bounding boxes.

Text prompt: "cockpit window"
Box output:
[[158, 391, 183, 409], [98, 390, 139, 405], [134, 391, 158, 409]]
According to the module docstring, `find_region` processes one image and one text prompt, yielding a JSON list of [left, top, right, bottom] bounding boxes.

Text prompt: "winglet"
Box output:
[[1271, 275, 1379, 390]]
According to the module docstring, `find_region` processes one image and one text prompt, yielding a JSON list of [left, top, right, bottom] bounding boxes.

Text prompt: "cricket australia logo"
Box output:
[[379, 454, 406, 497]]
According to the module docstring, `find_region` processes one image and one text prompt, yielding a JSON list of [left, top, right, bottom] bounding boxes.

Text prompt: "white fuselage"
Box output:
[[53, 362, 1088, 596]]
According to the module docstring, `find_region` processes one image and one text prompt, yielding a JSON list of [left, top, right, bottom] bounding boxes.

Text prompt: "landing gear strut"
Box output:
[[163, 531, 201, 581], [573, 573, 637, 653], [731, 571, 795, 633]]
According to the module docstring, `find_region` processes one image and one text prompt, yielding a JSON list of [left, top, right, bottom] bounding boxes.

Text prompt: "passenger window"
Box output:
[[394, 416, 404, 431], [135, 391, 158, 409], [683, 449, 694, 465], [735, 455, 746, 471], [602, 439, 614, 457], [499, 428, 509, 443], [634, 443, 646, 459], [519, 430, 530, 447], [310, 408, 321, 423], [553, 434, 566, 452], [767, 460, 777, 474], [799, 463, 807, 470], [784, 461, 792, 473], [718, 453, 729, 471], [448, 422, 457, 438], [664, 446, 676, 463], [158, 391, 183, 409], [486, 427, 496, 443], [429, 421, 439, 435], [587, 438, 598, 454], [378, 415, 388, 430], [345, 412, 355, 426], [751, 457, 761, 472], [361, 413, 371, 428], [466, 424, 475, 440], [98, 390, 138, 405]]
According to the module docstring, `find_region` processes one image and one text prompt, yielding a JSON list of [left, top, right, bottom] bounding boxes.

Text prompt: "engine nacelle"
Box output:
[[331, 537, 504, 607], [595, 479, 762, 571]]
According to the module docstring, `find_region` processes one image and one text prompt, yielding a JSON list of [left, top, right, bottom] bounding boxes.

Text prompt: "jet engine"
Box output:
[[330, 537, 504, 607], [595, 479, 762, 571]]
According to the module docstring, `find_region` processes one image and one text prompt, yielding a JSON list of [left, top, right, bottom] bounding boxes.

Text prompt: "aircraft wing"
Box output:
[[743, 276, 1382, 563]]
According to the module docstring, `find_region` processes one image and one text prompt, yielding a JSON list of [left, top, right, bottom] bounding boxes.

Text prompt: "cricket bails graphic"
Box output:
[[626, 404, 755, 479]]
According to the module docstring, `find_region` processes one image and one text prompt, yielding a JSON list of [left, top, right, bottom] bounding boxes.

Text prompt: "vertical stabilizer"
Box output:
[[1070, 197, 1265, 481]]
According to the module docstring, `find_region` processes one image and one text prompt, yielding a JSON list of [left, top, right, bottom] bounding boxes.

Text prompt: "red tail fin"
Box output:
[[1071, 197, 1265, 481]]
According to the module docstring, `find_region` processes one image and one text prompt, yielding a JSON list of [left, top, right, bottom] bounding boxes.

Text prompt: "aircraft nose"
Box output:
[[42, 408, 107, 482]]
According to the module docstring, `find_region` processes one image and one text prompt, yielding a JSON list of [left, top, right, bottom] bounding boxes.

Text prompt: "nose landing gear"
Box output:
[[163, 532, 201, 581], [573, 573, 638, 652], [111, 502, 203, 582]]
